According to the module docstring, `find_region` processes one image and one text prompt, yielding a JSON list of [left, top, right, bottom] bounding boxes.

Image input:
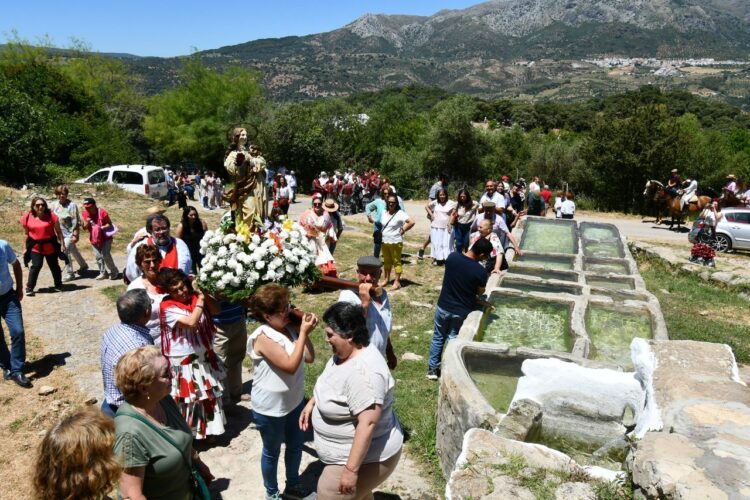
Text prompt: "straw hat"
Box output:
[[323, 199, 339, 213], [726, 174, 737, 180], [146, 206, 166, 215]]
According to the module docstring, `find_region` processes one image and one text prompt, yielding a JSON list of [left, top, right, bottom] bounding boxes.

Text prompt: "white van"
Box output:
[[75, 165, 169, 199]]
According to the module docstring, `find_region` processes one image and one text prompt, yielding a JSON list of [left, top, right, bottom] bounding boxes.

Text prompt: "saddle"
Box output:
[[688, 194, 698, 204]]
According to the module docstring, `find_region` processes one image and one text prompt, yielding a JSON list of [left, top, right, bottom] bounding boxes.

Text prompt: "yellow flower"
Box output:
[[282, 218, 294, 232], [235, 220, 253, 241]]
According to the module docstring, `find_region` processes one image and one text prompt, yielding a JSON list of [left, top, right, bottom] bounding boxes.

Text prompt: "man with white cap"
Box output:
[[338, 256, 397, 369], [285, 170, 297, 203]]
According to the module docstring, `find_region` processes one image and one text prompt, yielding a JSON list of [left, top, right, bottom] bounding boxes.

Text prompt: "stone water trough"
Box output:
[[438, 217, 750, 498]]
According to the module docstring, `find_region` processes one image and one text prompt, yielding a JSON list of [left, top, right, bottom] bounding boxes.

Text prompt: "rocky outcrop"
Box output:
[[629, 340, 750, 498]]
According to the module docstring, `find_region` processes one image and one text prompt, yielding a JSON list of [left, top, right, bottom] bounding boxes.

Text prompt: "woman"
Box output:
[[380, 194, 415, 290], [553, 190, 563, 219], [299, 195, 338, 277], [700, 200, 723, 237], [81, 197, 120, 280], [300, 302, 403, 499], [205, 171, 216, 209], [365, 186, 390, 258], [127, 245, 167, 344], [21, 195, 66, 296], [34, 407, 120, 500], [157, 268, 226, 440], [175, 206, 207, 273], [114, 346, 213, 500], [275, 175, 292, 215], [51, 185, 89, 281], [452, 189, 478, 253], [247, 284, 317, 500], [560, 191, 576, 219], [425, 189, 456, 265]]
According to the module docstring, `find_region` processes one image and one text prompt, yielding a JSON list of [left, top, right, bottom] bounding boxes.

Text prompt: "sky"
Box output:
[[1, 0, 483, 57]]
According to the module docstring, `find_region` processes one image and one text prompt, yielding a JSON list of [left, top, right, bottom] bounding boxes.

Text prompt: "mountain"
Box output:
[[121, 0, 750, 102]]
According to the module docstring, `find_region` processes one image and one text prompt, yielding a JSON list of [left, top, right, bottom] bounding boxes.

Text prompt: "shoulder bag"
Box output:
[[373, 212, 397, 245], [117, 410, 211, 500]]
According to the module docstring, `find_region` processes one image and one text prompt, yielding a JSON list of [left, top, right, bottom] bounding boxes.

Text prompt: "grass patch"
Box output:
[[101, 284, 127, 304], [8, 418, 24, 433], [637, 254, 750, 362]]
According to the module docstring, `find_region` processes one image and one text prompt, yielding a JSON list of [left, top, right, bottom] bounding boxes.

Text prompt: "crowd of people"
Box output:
[[0, 168, 571, 499]]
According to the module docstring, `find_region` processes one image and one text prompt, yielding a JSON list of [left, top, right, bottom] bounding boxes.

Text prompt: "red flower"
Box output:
[[235, 153, 245, 166]]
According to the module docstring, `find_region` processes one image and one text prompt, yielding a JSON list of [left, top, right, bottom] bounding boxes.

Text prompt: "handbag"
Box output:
[[117, 410, 211, 500]]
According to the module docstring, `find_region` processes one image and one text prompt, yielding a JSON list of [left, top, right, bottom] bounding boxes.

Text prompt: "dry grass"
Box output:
[[0, 333, 89, 500]]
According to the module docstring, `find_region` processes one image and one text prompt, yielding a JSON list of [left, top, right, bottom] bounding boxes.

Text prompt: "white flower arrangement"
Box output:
[[197, 216, 321, 302]]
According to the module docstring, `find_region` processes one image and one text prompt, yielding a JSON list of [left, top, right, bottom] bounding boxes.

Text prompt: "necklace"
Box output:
[[134, 401, 166, 425]]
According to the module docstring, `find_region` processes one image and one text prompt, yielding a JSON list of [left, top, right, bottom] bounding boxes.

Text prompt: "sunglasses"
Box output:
[[34, 203, 46, 207], [313, 203, 322, 207]]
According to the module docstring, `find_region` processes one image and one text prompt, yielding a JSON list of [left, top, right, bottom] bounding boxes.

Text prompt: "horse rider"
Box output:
[[679, 175, 698, 212], [723, 174, 740, 198], [666, 169, 681, 197]]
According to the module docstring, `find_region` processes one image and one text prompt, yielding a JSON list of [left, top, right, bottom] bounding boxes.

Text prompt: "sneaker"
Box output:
[[78, 265, 89, 273], [64, 274, 76, 282], [265, 493, 282, 500], [25, 289, 35, 297], [283, 484, 316, 500], [51, 286, 63, 293], [426, 368, 439, 380], [418, 249, 425, 260], [5, 371, 32, 388], [109, 272, 121, 281], [95, 273, 109, 280]]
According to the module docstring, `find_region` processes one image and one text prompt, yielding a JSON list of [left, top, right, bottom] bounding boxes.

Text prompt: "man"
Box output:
[[427, 238, 492, 380], [667, 169, 681, 197], [541, 185, 553, 215], [0, 240, 31, 388], [528, 176, 541, 193], [478, 180, 506, 214], [100, 289, 154, 416], [338, 256, 397, 369], [420, 173, 449, 259], [212, 300, 249, 405], [471, 204, 523, 262], [125, 213, 192, 282]]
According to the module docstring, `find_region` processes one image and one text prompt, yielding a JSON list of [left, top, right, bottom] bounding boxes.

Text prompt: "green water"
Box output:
[[521, 220, 577, 254], [503, 280, 582, 295], [482, 297, 572, 352], [586, 306, 652, 367], [528, 431, 626, 470], [466, 360, 524, 413], [586, 277, 634, 290], [584, 260, 629, 274], [581, 225, 619, 240], [582, 240, 624, 258], [508, 267, 579, 282], [516, 255, 575, 270]]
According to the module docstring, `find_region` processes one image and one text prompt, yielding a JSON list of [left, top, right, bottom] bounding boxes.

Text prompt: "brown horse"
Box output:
[[720, 189, 747, 209], [643, 180, 711, 230]]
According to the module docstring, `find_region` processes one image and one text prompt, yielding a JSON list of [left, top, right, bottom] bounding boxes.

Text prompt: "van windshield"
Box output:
[[148, 170, 166, 184]]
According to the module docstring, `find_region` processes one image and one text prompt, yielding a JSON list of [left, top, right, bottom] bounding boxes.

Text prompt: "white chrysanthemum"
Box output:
[[255, 260, 265, 270], [230, 276, 241, 286], [217, 258, 226, 268], [229, 242, 238, 252], [285, 264, 294, 274], [223, 233, 236, 244], [251, 234, 261, 245], [217, 246, 228, 257], [250, 271, 260, 281], [202, 262, 213, 272], [297, 263, 307, 274], [235, 233, 246, 243], [271, 257, 283, 269], [199, 272, 208, 281], [211, 271, 223, 279]]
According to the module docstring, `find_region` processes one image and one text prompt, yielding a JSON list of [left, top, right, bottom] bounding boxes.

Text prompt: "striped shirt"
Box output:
[[100, 323, 153, 406]]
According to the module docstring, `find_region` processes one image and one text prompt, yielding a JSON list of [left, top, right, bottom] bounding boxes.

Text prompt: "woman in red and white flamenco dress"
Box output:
[[158, 267, 226, 439]]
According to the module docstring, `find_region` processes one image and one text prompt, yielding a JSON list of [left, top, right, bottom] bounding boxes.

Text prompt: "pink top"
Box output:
[[22, 212, 58, 255]]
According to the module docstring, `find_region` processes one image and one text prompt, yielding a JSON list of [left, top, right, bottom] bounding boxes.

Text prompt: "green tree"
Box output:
[[144, 58, 266, 169], [423, 95, 480, 184]]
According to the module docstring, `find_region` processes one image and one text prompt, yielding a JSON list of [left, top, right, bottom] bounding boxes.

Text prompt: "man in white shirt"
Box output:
[[479, 180, 507, 215], [125, 214, 192, 282], [337, 256, 397, 369], [285, 170, 298, 203]]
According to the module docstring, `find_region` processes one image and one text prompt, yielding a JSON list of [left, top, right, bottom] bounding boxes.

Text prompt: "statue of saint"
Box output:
[[223, 128, 266, 229], [248, 144, 268, 223]]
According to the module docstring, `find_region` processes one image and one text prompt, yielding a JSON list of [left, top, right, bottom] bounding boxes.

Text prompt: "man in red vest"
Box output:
[[124, 214, 192, 282]]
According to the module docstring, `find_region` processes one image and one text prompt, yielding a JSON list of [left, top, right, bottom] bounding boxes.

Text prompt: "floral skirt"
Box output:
[[168, 348, 226, 439]]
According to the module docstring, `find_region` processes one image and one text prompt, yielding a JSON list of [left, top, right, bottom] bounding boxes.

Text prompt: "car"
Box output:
[[75, 165, 169, 200], [688, 207, 750, 252]]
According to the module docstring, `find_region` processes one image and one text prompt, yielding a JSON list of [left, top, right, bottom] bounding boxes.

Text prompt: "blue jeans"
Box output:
[[252, 399, 306, 496], [0, 290, 26, 375], [428, 306, 465, 371], [453, 223, 472, 253], [373, 221, 383, 258]]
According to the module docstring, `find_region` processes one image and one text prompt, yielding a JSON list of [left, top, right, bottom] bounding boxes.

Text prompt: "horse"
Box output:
[[643, 180, 711, 231], [719, 189, 747, 209]]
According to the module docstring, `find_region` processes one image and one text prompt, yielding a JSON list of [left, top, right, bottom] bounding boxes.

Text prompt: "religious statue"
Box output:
[[223, 128, 267, 229]]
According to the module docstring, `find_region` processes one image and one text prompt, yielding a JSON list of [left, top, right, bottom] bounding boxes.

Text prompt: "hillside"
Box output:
[[120, 0, 750, 103]]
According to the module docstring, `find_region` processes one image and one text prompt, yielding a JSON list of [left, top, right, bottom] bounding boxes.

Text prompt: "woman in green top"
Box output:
[[114, 346, 213, 500]]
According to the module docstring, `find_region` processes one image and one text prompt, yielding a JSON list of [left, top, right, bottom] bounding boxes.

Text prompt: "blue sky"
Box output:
[[2, 1, 482, 57]]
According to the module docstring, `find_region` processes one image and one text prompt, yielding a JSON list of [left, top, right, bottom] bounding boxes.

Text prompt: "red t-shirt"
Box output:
[[22, 212, 59, 255], [541, 189, 552, 203], [83, 208, 113, 241]]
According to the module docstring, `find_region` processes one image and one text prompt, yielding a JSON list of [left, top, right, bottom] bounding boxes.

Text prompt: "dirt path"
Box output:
[[21, 250, 436, 499]]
